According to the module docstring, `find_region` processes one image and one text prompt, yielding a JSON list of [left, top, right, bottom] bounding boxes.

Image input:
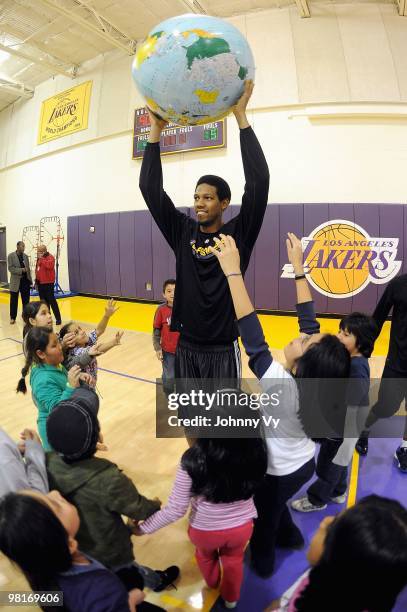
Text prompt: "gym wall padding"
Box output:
[[67, 203, 407, 315]]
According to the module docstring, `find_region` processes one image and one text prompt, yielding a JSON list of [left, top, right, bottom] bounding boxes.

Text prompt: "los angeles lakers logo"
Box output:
[[281, 220, 402, 298]]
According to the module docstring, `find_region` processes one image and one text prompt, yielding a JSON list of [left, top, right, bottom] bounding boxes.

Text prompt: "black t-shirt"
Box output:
[[373, 274, 407, 373], [140, 127, 270, 344]]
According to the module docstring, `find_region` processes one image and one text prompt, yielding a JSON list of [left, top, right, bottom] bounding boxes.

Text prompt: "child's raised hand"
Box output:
[[68, 366, 81, 388], [105, 298, 119, 318], [89, 343, 103, 357], [78, 372, 96, 387], [208, 234, 241, 277], [115, 331, 124, 345], [60, 331, 76, 350], [286, 232, 304, 272]]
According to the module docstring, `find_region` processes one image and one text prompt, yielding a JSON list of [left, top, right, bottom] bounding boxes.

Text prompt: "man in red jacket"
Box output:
[[36, 244, 61, 325]]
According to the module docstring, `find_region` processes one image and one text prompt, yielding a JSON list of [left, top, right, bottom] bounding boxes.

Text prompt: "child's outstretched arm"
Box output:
[[96, 299, 119, 337], [286, 232, 320, 335], [137, 465, 192, 534], [208, 235, 273, 379], [93, 331, 123, 355]]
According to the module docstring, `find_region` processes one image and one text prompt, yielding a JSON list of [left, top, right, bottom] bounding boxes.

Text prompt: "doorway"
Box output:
[[0, 227, 7, 286]]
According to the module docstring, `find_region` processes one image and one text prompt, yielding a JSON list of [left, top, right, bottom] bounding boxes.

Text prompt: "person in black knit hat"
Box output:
[[46, 388, 179, 593]]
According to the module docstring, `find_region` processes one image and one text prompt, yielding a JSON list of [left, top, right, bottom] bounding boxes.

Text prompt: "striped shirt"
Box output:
[[139, 465, 257, 533]]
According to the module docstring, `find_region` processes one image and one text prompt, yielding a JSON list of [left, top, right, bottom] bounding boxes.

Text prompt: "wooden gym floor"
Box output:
[[0, 292, 398, 611]]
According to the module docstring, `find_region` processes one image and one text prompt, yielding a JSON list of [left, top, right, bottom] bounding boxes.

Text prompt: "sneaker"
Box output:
[[291, 497, 327, 513], [355, 436, 368, 456], [394, 446, 407, 473], [330, 493, 347, 504], [10, 319, 15, 325], [224, 602, 237, 609], [153, 565, 180, 592]]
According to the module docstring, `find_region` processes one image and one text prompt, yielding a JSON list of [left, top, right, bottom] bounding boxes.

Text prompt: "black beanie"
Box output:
[[196, 175, 231, 202], [46, 388, 100, 462]]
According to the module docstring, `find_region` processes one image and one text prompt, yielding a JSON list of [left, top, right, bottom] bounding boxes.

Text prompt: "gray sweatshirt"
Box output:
[[0, 429, 49, 497]]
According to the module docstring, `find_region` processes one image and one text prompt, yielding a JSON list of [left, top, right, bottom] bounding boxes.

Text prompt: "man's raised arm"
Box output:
[[139, 109, 186, 249]]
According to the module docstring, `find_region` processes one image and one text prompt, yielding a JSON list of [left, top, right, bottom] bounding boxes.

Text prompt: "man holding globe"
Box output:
[[139, 80, 269, 396]]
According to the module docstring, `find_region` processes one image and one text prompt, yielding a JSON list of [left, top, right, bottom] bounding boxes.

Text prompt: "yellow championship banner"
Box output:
[[38, 80, 92, 144]]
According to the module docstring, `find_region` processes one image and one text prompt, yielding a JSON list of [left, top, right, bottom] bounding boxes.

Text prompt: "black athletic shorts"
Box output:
[[175, 338, 241, 382], [175, 338, 242, 421]]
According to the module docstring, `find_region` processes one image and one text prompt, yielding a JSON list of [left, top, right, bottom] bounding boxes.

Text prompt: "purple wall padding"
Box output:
[[67, 216, 80, 292], [304, 204, 329, 314], [105, 213, 121, 296], [227, 205, 255, 301], [352, 204, 379, 313], [326, 204, 354, 316], [135, 210, 153, 300], [151, 208, 188, 301], [254, 205, 279, 310], [78, 215, 94, 294], [378, 205, 404, 304], [90, 214, 106, 295], [67, 204, 406, 317], [403, 207, 407, 276], [119, 211, 137, 297], [278, 205, 304, 311]]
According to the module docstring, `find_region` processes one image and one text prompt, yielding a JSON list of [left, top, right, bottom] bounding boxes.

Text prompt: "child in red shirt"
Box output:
[[153, 279, 179, 396]]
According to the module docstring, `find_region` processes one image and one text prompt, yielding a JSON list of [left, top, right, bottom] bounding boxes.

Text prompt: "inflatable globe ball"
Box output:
[[132, 14, 255, 126]]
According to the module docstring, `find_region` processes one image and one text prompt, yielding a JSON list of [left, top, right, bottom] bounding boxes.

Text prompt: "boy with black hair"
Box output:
[[153, 279, 179, 396], [46, 388, 180, 592], [292, 312, 377, 512]]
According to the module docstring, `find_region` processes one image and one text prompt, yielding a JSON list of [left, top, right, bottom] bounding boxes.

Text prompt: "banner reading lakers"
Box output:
[[38, 81, 92, 145], [281, 220, 402, 298]]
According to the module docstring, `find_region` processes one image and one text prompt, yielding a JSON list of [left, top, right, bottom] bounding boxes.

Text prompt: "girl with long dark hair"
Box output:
[[209, 233, 350, 578], [136, 393, 268, 609], [16, 327, 92, 449], [22, 300, 53, 338]]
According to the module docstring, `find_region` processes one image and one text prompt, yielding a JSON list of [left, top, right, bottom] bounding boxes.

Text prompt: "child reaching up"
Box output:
[[266, 495, 407, 612], [16, 327, 93, 450], [59, 299, 123, 381]]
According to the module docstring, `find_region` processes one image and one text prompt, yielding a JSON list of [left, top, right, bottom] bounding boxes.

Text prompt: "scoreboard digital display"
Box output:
[[132, 108, 227, 159]]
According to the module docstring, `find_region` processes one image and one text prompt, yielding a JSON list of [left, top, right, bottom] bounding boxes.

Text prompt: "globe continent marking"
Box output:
[[132, 16, 254, 126]]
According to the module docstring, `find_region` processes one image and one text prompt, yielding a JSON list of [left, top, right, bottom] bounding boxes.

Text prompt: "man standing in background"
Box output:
[[7, 241, 32, 324], [36, 244, 61, 326]]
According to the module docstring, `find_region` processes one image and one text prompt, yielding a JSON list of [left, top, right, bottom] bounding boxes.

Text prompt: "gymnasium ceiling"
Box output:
[[0, 0, 403, 113]]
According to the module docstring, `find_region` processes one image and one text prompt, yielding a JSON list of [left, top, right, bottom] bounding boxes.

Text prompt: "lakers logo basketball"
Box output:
[[281, 220, 402, 298]]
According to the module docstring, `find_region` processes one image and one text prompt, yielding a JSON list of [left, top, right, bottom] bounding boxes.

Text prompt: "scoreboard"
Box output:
[[133, 107, 227, 159]]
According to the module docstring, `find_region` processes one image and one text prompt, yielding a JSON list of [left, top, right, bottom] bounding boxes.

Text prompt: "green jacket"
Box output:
[[46, 453, 160, 568], [30, 364, 74, 451]]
